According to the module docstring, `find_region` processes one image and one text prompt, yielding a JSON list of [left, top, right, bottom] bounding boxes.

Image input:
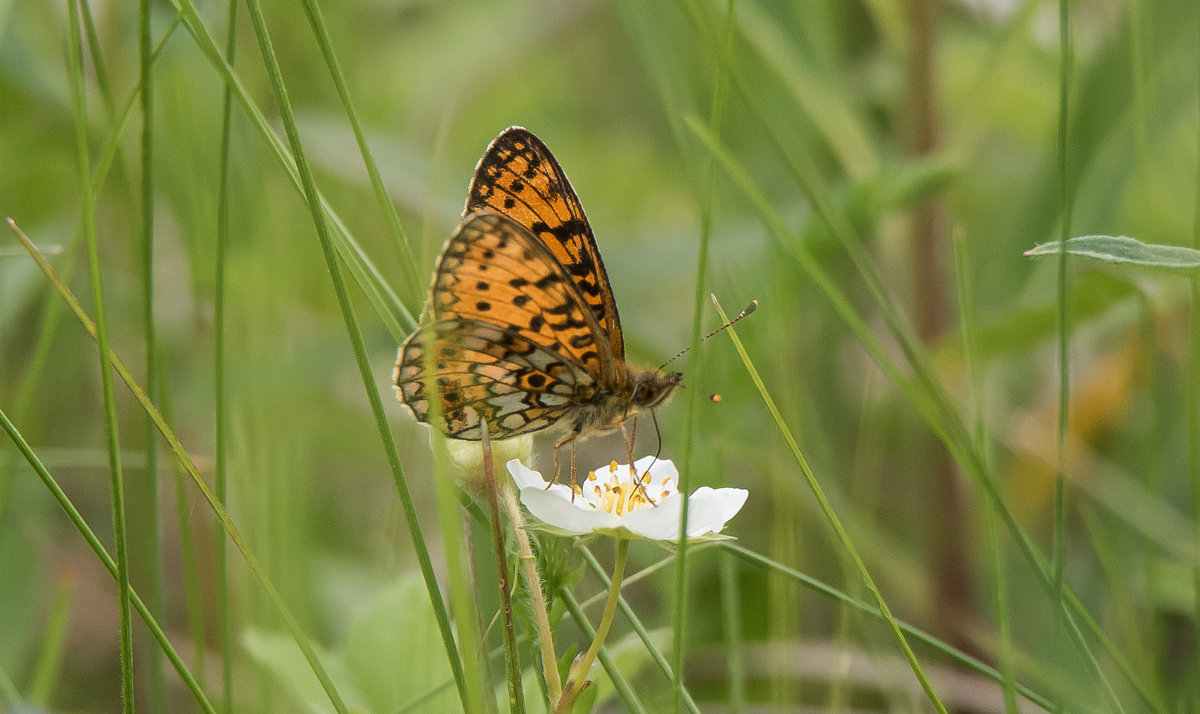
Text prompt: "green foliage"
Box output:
[[1026, 235, 1200, 271], [2, 0, 1199, 711]]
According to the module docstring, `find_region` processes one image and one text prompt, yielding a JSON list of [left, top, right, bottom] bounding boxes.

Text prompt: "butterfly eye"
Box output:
[[632, 372, 682, 409]]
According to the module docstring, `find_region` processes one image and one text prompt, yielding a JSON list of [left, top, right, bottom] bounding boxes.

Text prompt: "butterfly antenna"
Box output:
[[658, 298, 758, 370]]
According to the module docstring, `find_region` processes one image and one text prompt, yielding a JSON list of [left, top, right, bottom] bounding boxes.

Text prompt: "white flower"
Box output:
[[507, 456, 748, 541]]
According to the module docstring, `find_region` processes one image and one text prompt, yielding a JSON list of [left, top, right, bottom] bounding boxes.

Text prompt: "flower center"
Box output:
[[579, 460, 677, 516]]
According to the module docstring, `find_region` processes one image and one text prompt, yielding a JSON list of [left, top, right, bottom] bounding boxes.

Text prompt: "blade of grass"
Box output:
[[1190, 0, 1200, 685], [718, 548, 745, 711], [955, 231, 1018, 713], [137, 0, 167, 707], [711, 294, 947, 711], [158, 378, 207, 691], [720, 543, 1056, 710], [78, 0, 116, 122], [426, 420, 485, 712], [160, 0, 415, 339], [235, 1, 469, 707], [8, 219, 348, 713], [0, 9, 183, 529], [672, 1, 737, 709], [65, 2, 134, 710], [1053, 4, 1074, 688], [686, 115, 1156, 712], [0, 407, 215, 712], [214, 0, 238, 708], [296, 0, 423, 309]]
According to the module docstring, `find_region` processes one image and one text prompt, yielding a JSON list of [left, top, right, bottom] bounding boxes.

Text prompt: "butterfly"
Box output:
[[393, 127, 681, 472]]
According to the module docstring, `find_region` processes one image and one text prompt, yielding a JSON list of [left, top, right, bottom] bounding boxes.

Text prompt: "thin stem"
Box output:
[[1190, 0, 1200, 688], [9, 220, 349, 712], [0, 405, 214, 712], [137, 0, 167, 707], [480, 426, 525, 713], [214, 0, 238, 708], [557, 538, 630, 713], [1053, 0, 1074, 641], [713, 296, 947, 712], [66, 2, 135, 710], [499, 479, 563, 701]]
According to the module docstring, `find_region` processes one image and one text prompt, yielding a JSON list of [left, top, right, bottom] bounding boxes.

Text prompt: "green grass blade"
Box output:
[[296, 0, 423, 310], [236, 1, 468, 707], [955, 231, 1018, 712], [137, 0, 167, 707], [161, 0, 415, 337], [159, 384, 208, 693], [672, 1, 737, 708], [0, 408, 215, 713], [711, 295, 947, 711], [8, 221, 347, 713], [1190, 0, 1200, 687], [720, 543, 1055, 710], [686, 114, 1151, 711], [65, 2, 135, 709], [214, 0, 238, 708], [1053, 5, 1075, 687]]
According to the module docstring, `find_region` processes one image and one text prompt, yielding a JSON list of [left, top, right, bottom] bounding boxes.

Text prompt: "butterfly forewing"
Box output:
[[395, 213, 612, 439], [465, 127, 625, 360]]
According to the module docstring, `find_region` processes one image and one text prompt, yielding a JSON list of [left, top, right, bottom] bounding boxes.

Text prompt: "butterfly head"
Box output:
[[629, 369, 684, 412]]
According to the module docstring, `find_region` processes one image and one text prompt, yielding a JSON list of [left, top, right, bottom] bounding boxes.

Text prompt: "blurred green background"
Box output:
[[2, 0, 1199, 711]]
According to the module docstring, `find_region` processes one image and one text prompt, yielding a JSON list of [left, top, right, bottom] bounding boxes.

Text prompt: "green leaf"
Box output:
[[1024, 235, 1200, 272]]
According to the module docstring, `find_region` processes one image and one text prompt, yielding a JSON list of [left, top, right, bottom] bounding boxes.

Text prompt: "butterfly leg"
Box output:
[[552, 429, 581, 501], [621, 417, 655, 505], [621, 417, 638, 470], [570, 440, 579, 499]]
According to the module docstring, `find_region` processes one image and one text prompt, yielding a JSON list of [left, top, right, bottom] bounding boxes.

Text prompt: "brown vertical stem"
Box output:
[[907, 0, 974, 649], [479, 423, 523, 712]]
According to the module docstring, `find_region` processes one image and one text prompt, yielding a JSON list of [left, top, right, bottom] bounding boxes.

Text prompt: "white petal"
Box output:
[[631, 457, 678, 489], [519, 487, 622, 535], [684, 487, 748, 537], [507, 459, 547, 490], [619, 494, 684, 540]]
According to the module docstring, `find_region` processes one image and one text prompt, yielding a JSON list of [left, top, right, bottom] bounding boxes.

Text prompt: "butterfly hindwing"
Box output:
[[395, 317, 596, 439], [465, 126, 626, 361]]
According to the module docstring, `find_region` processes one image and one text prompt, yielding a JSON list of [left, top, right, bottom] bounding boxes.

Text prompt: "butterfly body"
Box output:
[[394, 128, 681, 448]]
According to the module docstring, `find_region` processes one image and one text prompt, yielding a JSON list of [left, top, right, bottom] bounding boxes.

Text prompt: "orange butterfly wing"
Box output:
[[464, 126, 626, 361], [394, 213, 612, 439]]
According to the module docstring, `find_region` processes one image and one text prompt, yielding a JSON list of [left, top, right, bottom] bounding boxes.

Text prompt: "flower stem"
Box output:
[[499, 480, 562, 702], [557, 538, 629, 713], [479, 426, 524, 713]]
